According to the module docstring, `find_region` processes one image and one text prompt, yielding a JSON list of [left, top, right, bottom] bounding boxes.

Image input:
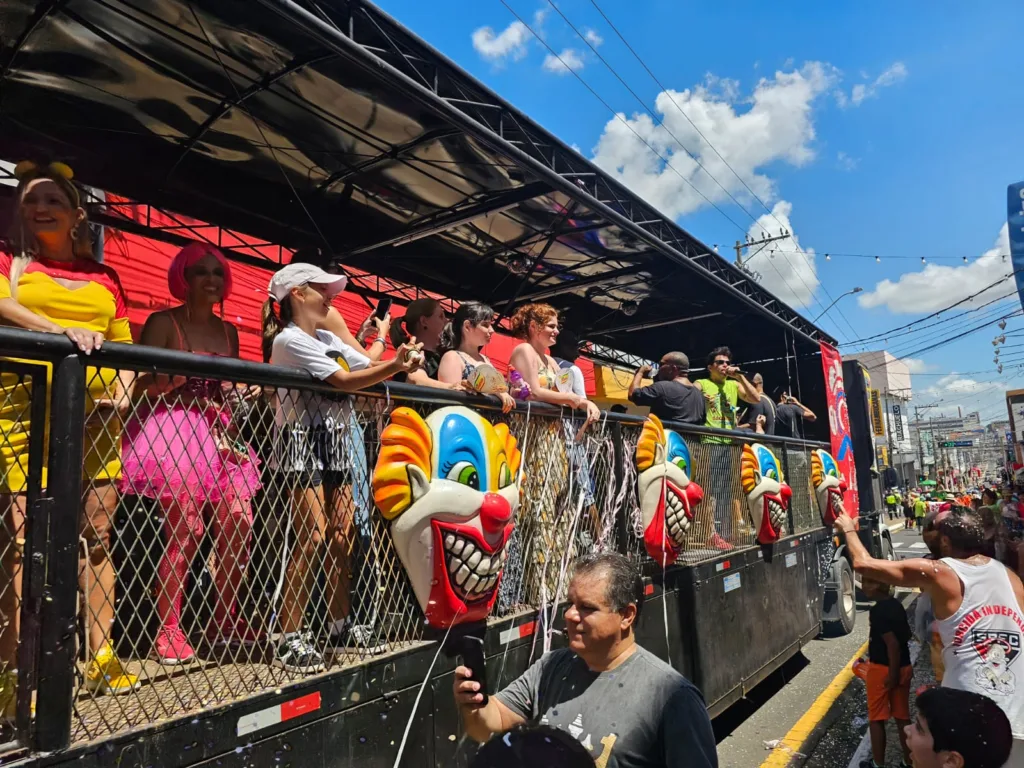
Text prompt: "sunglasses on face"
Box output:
[[188, 266, 225, 278], [712, 359, 730, 366]]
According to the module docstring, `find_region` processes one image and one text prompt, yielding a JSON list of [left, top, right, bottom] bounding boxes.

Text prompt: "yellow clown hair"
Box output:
[[493, 422, 522, 482], [636, 415, 666, 471], [740, 443, 758, 495], [810, 451, 824, 488], [373, 407, 433, 519]]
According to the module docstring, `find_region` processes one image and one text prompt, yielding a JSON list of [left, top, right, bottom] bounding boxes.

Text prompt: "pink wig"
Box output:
[[168, 242, 233, 302]]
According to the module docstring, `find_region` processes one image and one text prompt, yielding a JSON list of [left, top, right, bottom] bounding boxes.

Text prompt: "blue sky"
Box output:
[[378, 0, 1022, 422]]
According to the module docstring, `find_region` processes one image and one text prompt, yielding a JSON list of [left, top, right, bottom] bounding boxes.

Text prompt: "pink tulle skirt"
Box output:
[[120, 402, 260, 505]]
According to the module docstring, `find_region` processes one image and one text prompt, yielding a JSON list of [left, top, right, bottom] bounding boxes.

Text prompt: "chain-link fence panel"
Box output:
[[784, 446, 820, 534], [617, 418, 827, 567], [0, 361, 48, 753], [70, 370, 434, 744], [41, 354, 834, 746]]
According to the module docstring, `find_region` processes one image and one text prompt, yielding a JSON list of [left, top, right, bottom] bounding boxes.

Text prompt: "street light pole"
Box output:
[[814, 287, 864, 322]]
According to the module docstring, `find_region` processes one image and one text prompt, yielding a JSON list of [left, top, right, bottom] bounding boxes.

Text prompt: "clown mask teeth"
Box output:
[[636, 416, 704, 565], [664, 488, 692, 544], [372, 406, 521, 628], [444, 532, 506, 600], [767, 498, 786, 530]]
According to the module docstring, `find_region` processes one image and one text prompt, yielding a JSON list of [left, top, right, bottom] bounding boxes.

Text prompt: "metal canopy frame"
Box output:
[[0, 0, 836, 369], [262, 0, 831, 346]]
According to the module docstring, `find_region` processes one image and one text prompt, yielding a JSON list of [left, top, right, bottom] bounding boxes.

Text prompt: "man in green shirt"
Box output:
[[693, 347, 760, 435], [694, 347, 761, 550], [913, 495, 927, 530]]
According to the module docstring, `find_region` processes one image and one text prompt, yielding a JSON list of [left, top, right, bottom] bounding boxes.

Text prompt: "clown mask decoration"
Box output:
[[636, 416, 704, 565], [810, 449, 848, 527], [740, 443, 792, 545], [372, 406, 521, 628]]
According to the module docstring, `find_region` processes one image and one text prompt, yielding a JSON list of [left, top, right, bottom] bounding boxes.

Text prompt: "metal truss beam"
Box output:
[[167, 53, 334, 180], [346, 181, 549, 255], [592, 312, 723, 337], [254, 0, 833, 348], [316, 126, 461, 193], [508, 264, 644, 305]]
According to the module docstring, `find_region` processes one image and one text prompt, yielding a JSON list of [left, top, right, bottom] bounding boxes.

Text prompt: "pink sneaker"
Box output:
[[709, 532, 734, 551], [206, 617, 262, 647], [152, 626, 196, 665]]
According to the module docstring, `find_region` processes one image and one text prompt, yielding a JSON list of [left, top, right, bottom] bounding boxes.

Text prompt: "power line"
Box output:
[[767, 248, 1008, 263], [502, 0, 838, 332], [580, 0, 860, 341], [849, 290, 1017, 353], [880, 298, 1019, 359], [515, 0, 851, 338], [840, 272, 1016, 346]]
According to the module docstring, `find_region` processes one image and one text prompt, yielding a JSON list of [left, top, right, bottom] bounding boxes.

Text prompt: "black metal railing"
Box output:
[[0, 327, 828, 755]]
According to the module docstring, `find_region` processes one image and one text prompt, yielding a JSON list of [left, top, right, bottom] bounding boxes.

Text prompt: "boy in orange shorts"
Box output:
[[862, 578, 913, 768]]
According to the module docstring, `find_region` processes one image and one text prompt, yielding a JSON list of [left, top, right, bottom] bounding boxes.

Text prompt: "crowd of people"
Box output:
[[0, 162, 613, 703], [1, 164, 1017, 767], [838, 503, 1022, 768]]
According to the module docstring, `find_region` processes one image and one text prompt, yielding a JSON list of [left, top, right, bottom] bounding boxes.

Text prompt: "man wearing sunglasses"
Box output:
[[695, 347, 761, 550]]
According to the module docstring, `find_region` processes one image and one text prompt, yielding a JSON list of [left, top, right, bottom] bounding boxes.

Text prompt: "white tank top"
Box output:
[[935, 557, 1024, 737]]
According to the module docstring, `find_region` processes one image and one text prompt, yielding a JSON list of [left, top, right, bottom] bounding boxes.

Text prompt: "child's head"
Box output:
[[907, 687, 1012, 768], [861, 577, 892, 600]]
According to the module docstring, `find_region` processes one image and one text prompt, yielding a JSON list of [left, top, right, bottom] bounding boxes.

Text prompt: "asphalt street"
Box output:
[[714, 520, 923, 768]]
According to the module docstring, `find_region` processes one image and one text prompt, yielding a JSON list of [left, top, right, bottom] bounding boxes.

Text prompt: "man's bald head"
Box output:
[[660, 351, 690, 370]]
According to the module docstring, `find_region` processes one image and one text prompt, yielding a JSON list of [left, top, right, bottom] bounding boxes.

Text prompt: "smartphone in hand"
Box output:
[[374, 298, 393, 320], [460, 635, 488, 706]]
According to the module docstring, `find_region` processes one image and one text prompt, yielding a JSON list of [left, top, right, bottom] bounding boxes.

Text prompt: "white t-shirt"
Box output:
[[270, 324, 370, 428]]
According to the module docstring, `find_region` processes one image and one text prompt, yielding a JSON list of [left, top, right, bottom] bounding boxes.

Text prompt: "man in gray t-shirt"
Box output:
[[454, 553, 717, 768]]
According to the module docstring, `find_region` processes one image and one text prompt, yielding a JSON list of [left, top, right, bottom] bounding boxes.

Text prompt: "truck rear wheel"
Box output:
[[822, 558, 856, 636]]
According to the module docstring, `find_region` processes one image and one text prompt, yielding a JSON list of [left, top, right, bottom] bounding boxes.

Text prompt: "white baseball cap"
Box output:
[[268, 263, 348, 302]]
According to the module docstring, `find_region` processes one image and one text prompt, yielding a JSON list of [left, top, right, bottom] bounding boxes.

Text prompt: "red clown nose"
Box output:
[[479, 492, 512, 534]]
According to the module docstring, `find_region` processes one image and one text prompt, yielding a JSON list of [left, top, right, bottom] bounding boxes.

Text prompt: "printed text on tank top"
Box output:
[[935, 556, 1024, 737]]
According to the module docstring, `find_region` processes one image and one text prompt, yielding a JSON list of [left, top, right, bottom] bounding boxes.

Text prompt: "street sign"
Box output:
[[939, 440, 974, 448], [1009, 181, 1024, 314], [891, 403, 905, 441], [870, 389, 885, 436]]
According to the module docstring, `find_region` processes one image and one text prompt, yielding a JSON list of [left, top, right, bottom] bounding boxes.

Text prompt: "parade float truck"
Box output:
[[817, 358, 897, 636], [0, 1, 859, 765]]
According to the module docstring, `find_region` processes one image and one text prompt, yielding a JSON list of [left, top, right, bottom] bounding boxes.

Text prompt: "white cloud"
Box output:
[[543, 48, 585, 74], [837, 151, 858, 171], [472, 20, 530, 62], [742, 200, 819, 308], [584, 28, 603, 47], [837, 61, 908, 107], [589, 61, 838, 220], [916, 374, 1010, 419], [904, 358, 935, 374], [783, 57, 795, 69], [858, 224, 1012, 314]]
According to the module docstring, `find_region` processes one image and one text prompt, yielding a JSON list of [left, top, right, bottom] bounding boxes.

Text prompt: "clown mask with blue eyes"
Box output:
[[810, 449, 847, 527], [372, 406, 521, 628], [636, 416, 704, 565], [740, 443, 792, 545]]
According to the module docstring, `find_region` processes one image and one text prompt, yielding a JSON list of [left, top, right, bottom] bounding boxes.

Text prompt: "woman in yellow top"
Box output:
[[0, 161, 138, 703]]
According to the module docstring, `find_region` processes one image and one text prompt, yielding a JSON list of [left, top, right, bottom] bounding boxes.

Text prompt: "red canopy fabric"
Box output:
[[102, 229, 595, 393]]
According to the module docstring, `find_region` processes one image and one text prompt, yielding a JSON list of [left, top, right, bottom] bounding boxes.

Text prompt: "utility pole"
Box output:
[[914, 403, 941, 482], [734, 230, 791, 280]]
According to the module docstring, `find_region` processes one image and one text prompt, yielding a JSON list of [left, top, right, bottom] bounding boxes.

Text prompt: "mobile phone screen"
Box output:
[[460, 635, 488, 706], [374, 298, 393, 320]]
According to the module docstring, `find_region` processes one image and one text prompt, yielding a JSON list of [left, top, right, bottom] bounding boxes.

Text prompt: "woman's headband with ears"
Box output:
[[14, 160, 75, 182]]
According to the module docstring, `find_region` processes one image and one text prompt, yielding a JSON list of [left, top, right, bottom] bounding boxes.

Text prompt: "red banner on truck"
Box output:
[[820, 342, 860, 517]]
